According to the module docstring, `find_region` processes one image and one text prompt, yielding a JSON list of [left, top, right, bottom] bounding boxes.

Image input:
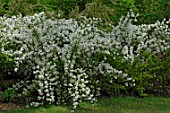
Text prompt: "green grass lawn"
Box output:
[[3, 96, 170, 113]]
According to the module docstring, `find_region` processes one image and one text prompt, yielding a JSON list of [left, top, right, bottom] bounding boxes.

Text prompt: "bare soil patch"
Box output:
[[0, 98, 24, 113]]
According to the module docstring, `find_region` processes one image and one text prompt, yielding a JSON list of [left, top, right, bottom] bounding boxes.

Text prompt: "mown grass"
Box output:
[[3, 96, 170, 113]]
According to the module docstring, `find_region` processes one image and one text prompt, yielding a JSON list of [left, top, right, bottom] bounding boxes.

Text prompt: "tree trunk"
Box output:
[[164, 0, 169, 19], [0, 71, 3, 91], [78, 0, 85, 12]]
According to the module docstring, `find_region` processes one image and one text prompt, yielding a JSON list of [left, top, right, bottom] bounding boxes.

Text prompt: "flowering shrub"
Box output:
[[108, 12, 170, 96], [0, 11, 170, 108]]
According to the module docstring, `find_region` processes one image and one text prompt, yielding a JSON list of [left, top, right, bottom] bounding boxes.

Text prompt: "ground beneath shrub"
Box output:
[[0, 97, 24, 113], [0, 102, 22, 112]]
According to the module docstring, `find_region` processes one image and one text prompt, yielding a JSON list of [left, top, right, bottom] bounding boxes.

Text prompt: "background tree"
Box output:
[[0, 0, 170, 24], [134, 0, 166, 24]]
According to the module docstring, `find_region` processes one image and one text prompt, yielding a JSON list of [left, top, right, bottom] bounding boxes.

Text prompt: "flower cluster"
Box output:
[[111, 12, 170, 63], [0, 11, 170, 108]]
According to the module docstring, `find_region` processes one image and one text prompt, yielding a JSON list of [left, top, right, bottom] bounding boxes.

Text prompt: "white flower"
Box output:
[[114, 76, 117, 79], [125, 83, 128, 87], [122, 74, 128, 78], [14, 68, 18, 72], [37, 96, 42, 100], [44, 81, 48, 85], [46, 93, 50, 97], [45, 89, 49, 93], [127, 78, 132, 81]]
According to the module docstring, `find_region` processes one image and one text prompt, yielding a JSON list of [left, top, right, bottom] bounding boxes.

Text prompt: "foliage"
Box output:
[[0, 52, 15, 91], [134, 0, 165, 24], [0, 0, 49, 16], [46, 0, 77, 16], [0, 53, 14, 71], [0, 0, 169, 25], [80, 1, 114, 23], [0, 88, 16, 102], [110, 0, 138, 24]]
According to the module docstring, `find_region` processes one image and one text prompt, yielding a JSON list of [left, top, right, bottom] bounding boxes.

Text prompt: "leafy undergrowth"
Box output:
[[2, 96, 170, 113]]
